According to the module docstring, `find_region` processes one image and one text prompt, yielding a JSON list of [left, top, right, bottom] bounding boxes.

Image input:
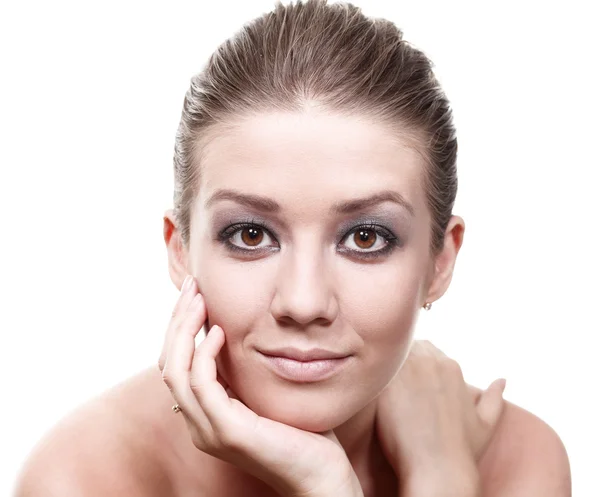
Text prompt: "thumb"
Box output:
[[477, 378, 507, 431]]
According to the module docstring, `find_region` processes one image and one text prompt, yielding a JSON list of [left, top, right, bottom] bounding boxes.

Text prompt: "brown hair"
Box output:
[[173, 0, 458, 257]]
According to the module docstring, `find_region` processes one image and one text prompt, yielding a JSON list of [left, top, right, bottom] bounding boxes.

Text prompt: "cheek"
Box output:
[[340, 260, 422, 329], [338, 263, 422, 372], [194, 254, 273, 334]]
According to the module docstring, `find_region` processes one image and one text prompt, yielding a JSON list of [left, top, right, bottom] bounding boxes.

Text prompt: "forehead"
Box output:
[[196, 111, 428, 216]]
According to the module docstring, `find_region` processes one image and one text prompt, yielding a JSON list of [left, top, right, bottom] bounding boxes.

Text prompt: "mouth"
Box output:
[[257, 347, 352, 383]]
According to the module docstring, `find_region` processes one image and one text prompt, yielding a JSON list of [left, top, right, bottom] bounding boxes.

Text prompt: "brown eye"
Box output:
[[353, 229, 376, 249], [240, 227, 264, 246], [340, 225, 393, 254], [225, 223, 277, 251]]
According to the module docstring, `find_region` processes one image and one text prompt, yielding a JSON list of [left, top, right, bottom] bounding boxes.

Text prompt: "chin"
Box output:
[[217, 353, 379, 433], [255, 403, 350, 433], [235, 381, 366, 433]]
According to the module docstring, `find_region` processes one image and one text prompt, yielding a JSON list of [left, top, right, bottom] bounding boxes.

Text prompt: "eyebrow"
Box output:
[[205, 188, 415, 217], [205, 189, 281, 212], [332, 191, 415, 217]]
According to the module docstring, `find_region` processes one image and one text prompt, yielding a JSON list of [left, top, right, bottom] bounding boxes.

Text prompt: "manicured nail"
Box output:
[[498, 378, 507, 395], [181, 275, 192, 293]]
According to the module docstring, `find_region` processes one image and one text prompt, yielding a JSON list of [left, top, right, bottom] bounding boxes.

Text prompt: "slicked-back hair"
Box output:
[[173, 0, 458, 257]]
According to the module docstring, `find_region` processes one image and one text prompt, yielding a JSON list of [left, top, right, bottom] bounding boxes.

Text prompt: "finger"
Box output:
[[162, 291, 210, 427], [216, 371, 229, 390], [158, 275, 197, 371], [466, 383, 483, 404], [190, 325, 232, 424], [427, 341, 448, 358], [476, 378, 507, 431], [166, 291, 208, 374], [410, 339, 448, 359]]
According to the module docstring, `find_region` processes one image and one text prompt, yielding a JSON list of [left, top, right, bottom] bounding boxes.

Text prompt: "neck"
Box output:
[[335, 399, 377, 461], [334, 399, 397, 496]]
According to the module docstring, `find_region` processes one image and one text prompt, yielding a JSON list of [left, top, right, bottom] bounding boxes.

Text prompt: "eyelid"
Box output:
[[337, 218, 398, 240], [339, 223, 399, 251], [341, 223, 394, 242], [218, 220, 280, 251], [216, 217, 401, 258], [218, 216, 275, 236]]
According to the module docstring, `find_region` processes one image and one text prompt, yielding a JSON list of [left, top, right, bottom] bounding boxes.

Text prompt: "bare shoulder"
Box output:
[[14, 367, 176, 497], [477, 395, 571, 497]]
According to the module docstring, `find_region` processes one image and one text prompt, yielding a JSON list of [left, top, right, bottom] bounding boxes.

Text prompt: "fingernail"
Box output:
[[498, 378, 507, 395], [181, 275, 192, 293]]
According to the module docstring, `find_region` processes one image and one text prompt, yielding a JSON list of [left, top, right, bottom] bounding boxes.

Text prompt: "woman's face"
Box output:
[[185, 110, 436, 432]]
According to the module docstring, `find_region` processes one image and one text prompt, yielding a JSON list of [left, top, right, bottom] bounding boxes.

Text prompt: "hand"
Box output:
[[375, 340, 506, 496], [158, 275, 364, 497]]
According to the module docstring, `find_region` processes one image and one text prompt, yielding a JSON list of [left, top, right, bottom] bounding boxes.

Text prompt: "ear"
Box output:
[[163, 208, 189, 291], [424, 215, 465, 304]]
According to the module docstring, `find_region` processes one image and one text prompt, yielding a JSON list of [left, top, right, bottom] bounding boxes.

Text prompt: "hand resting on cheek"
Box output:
[[158, 275, 507, 497], [158, 275, 365, 497]]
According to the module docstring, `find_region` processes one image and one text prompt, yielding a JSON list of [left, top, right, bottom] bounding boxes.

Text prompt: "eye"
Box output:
[[339, 224, 398, 257], [342, 228, 386, 251], [223, 223, 278, 251]]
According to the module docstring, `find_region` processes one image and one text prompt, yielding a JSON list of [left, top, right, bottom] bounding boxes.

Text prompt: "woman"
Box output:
[[15, 0, 570, 495]]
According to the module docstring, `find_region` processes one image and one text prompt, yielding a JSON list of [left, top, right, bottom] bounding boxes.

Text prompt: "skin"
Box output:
[[14, 109, 571, 497], [163, 109, 465, 489], [178, 109, 459, 433]]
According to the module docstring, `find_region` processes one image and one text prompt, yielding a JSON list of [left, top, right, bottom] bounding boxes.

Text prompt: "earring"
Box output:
[[423, 302, 432, 310]]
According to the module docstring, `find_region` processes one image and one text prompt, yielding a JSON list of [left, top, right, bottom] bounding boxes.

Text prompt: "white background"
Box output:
[[1, 0, 598, 495]]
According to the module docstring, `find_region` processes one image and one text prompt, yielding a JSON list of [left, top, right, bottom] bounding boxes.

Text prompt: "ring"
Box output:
[[172, 404, 182, 414]]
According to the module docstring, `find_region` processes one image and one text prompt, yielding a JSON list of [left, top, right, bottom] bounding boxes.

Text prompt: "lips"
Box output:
[[259, 347, 350, 362], [256, 347, 352, 382]]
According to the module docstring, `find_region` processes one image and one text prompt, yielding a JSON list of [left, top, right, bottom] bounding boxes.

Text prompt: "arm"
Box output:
[[477, 402, 571, 497], [375, 340, 571, 497], [401, 401, 571, 497], [13, 402, 172, 497]]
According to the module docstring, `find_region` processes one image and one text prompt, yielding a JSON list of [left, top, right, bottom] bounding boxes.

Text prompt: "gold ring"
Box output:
[[172, 404, 182, 414]]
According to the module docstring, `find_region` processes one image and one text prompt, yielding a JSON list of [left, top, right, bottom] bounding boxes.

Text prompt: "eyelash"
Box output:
[[217, 220, 401, 260]]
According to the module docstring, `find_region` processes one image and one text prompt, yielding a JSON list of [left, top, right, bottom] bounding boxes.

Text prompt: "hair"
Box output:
[[173, 0, 458, 257]]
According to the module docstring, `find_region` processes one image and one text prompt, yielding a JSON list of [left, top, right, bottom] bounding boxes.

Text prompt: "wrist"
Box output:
[[314, 469, 364, 497], [402, 458, 480, 497], [287, 465, 364, 497]]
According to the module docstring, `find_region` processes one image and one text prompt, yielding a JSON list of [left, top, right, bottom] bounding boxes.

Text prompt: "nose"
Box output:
[[270, 245, 339, 327]]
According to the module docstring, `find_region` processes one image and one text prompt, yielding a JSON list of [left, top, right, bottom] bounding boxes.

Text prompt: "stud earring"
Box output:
[[423, 302, 432, 310]]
